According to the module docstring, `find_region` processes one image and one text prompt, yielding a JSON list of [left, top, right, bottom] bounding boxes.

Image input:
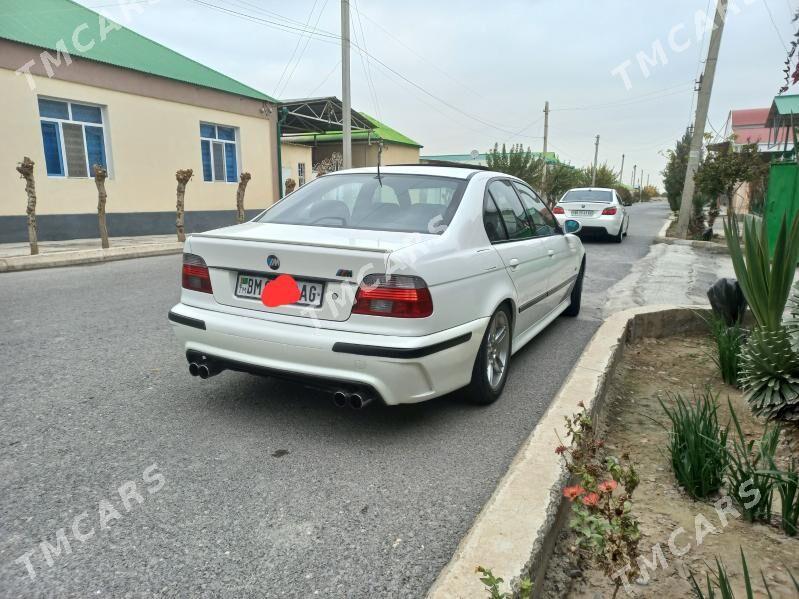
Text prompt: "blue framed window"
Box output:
[[37, 97, 108, 177], [199, 122, 238, 182], [40, 121, 64, 176]]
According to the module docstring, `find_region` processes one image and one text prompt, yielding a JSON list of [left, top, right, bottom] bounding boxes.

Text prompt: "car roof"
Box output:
[[331, 165, 486, 180]]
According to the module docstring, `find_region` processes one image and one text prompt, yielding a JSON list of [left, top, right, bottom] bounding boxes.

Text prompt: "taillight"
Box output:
[[602, 207, 618, 215], [553, 206, 565, 214], [182, 253, 213, 294], [352, 275, 433, 318]]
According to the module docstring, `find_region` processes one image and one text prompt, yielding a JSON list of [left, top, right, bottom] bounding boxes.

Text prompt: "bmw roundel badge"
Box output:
[[266, 255, 280, 270]]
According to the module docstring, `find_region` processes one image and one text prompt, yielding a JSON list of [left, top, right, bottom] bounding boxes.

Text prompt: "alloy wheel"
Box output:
[[485, 310, 510, 389]]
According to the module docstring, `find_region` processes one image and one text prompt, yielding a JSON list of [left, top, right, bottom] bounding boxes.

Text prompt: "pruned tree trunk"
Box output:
[[16, 157, 38, 255], [93, 164, 110, 249], [175, 169, 193, 242], [236, 172, 251, 224], [284, 178, 296, 196]]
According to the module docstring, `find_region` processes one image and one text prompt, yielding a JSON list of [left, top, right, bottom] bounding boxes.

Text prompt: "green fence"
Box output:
[[765, 161, 799, 254]]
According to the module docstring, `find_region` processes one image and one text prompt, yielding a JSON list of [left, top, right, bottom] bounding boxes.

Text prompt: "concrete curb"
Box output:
[[426, 305, 708, 599], [653, 235, 731, 254], [0, 242, 183, 273], [653, 213, 730, 254]]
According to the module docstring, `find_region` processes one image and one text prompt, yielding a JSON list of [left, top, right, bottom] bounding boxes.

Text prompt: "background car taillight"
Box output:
[[601, 207, 618, 215], [352, 275, 433, 318], [182, 253, 213, 294], [553, 206, 565, 214]]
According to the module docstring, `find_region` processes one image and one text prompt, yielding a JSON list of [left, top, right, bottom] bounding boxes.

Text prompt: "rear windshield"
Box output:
[[256, 173, 468, 234], [560, 189, 613, 203]]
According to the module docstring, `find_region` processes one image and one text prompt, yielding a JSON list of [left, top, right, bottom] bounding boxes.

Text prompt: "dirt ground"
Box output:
[[541, 334, 799, 599]]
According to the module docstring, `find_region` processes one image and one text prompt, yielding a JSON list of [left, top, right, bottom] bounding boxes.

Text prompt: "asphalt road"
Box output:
[[0, 201, 668, 598]]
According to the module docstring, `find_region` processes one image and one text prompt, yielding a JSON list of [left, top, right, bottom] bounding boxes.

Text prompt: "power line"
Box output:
[[275, 0, 331, 98], [272, 0, 321, 97], [551, 82, 694, 112], [306, 60, 340, 96], [351, 0, 381, 120], [354, 6, 492, 103], [763, 0, 789, 50]]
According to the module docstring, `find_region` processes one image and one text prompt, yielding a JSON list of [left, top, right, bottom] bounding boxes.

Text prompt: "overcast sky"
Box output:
[[87, 0, 794, 187]]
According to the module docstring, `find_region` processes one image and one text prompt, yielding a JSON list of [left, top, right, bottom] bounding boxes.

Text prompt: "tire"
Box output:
[[562, 260, 585, 317], [611, 222, 623, 243], [464, 306, 512, 405]]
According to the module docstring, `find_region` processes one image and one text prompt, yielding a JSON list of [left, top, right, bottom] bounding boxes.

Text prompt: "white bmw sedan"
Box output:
[[552, 187, 630, 242], [169, 166, 586, 407]]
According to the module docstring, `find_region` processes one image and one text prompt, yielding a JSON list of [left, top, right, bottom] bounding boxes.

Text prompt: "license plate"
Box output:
[[570, 210, 594, 216], [235, 274, 325, 308]]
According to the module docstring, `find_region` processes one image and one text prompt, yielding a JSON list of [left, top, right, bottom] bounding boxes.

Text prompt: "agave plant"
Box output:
[[723, 213, 799, 331], [738, 325, 799, 420], [725, 212, 799, 420], [783, 282, 799, 353]]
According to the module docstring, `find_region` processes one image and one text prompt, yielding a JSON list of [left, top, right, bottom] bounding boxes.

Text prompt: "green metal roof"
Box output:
[[284, 112, 422, 147], [0, 0, 275, 102], [768, 94, 799, 126]]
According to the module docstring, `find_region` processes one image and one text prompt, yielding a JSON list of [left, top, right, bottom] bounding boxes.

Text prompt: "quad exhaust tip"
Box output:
[[188, 362, 200, 377], [331, 390, 375, 409], [332, 391, 348, 408]]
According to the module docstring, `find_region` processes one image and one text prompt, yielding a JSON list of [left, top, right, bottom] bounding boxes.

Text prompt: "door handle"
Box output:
[[547, 250, 555, 258], [508, 258, 520, 268]]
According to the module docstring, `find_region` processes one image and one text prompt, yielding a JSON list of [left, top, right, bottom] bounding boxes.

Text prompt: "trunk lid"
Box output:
[[187, 222, 432, 321]]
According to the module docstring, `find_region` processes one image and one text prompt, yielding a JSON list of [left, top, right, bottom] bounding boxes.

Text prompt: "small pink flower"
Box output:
[[555, 445, 568, 455], [563, 485, 585, 502], [598, 480, 618, 494], [582, 492, 600, 507]]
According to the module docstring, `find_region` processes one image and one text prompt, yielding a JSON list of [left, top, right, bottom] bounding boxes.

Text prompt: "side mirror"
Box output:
[[564, 219, 582, 234]]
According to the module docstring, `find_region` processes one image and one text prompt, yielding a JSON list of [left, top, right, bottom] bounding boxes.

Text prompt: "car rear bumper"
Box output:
[[168, 303, 487, 405], [556, 214, 622, 236]]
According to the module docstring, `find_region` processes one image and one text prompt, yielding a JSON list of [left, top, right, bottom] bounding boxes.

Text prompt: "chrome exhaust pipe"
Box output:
[[197, 362, 222, 380], [332, 391, 348, 408], [188, 362, 200, 377], [348, 393, 373, 409]]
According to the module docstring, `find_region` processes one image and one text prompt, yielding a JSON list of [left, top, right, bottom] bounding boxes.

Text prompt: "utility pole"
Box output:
[[341, 0, 352, 169], [631, 164, 637, 188], [541, 101, 550, 188], [619, 154, 625, 184], [676, 0, 728, 238], [639, 170, 644, 201], [591, 135, 600, 186], [646, 174, 650, 188]]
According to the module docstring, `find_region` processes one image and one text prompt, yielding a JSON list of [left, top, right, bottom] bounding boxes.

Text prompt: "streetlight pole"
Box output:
[[341, 0, 352, 169], [591, 135, 600, 186]]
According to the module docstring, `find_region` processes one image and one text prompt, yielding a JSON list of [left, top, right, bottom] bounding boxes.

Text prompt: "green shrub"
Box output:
[[689, 548, 799, 598], [660, 390, 728, 499], [726, 401, 780, 522], [766, 457, 799, 536], [705, 313, 744, 386]]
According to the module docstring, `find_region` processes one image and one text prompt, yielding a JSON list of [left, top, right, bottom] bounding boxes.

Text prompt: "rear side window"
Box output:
[[513, 182, 558, 237], [486, 180, 533, 241], [561, 189, 613, 203], [257, 173, 468, 234]]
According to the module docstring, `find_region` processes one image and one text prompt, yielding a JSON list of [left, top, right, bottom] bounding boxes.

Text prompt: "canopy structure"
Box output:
[[279, 97, 373, 136]]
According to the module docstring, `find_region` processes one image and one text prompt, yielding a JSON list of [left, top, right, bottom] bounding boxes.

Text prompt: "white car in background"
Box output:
[[169, 166, 586, 408], [552, 187, 630, 242]]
